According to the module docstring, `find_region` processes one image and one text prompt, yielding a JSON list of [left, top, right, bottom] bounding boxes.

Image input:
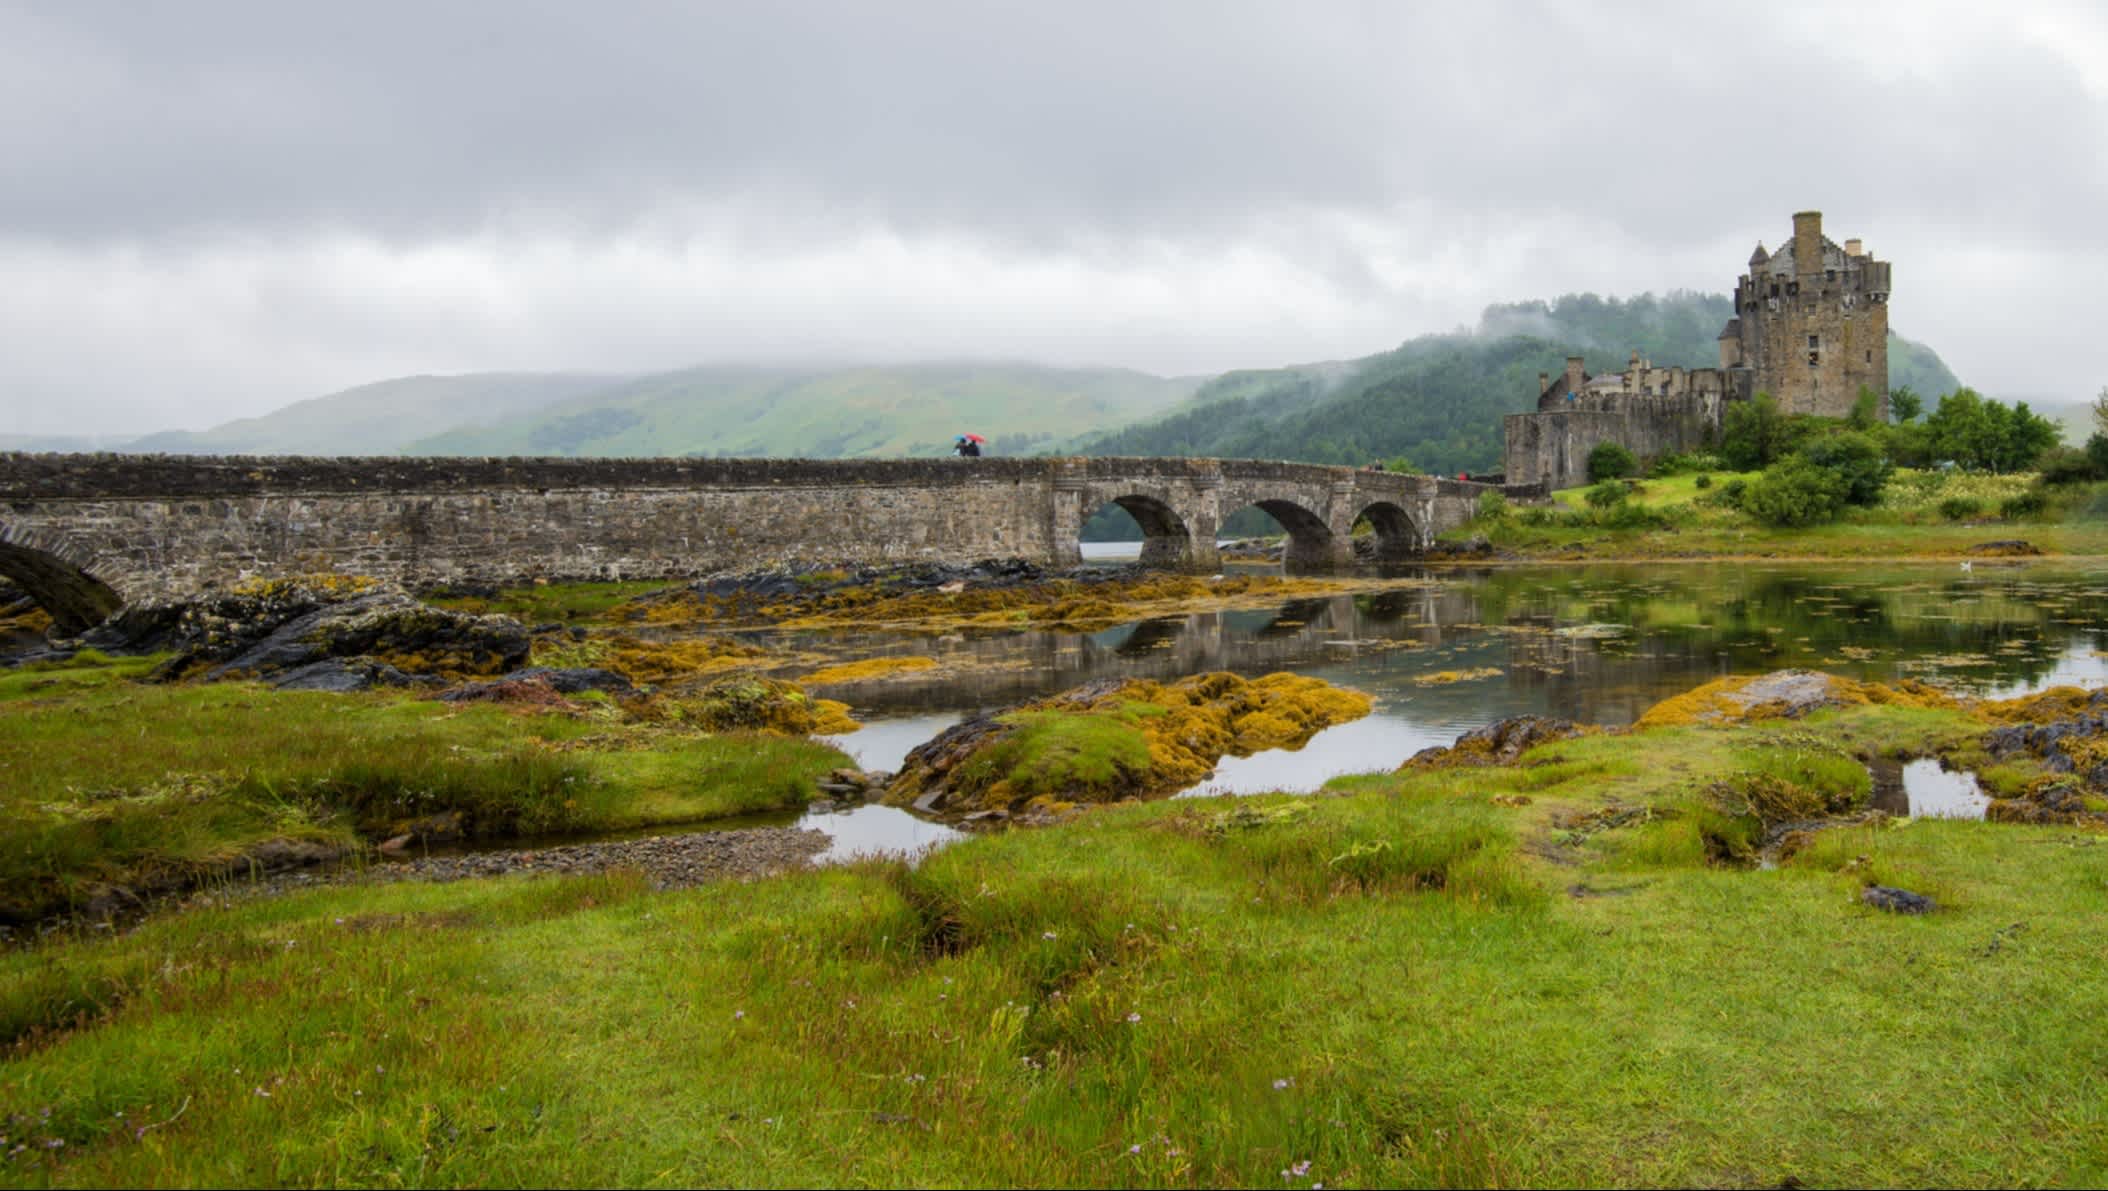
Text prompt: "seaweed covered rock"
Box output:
[[656, 675, 860, 735], [100, 576, 531, 683], [1404, 716, 1583, 769], [884, 671, 1372, 820], [1979, 687, 2108, 824], [1635, 670, 1955, 730]]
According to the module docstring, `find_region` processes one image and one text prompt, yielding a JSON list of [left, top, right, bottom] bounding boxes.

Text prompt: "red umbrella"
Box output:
[[962, 433, 987, 444]]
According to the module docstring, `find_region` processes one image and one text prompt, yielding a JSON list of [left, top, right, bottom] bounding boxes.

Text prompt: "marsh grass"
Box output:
[[0, 659, 847, 920]]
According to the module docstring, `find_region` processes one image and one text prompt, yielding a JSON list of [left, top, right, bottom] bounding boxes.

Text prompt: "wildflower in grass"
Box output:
[[1042, 931, 1058, 940], [253, 1087, 271, 1098], [1126, 1012, 1142, 1023], [1273, 1077, 1293, 1090], [733, 1009, 745, 1020]]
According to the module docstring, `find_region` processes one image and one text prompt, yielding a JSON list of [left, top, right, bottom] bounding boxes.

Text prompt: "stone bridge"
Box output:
[[0, 453, 1520, 632]]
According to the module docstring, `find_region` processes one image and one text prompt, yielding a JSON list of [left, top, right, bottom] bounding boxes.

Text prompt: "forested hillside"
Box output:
[[1084, 292, 1963, 476]]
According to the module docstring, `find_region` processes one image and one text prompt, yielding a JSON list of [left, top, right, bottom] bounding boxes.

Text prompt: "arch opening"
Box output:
[[1235, 499, 1341, 574], [1078, 495, 1194, 570], [1353, 501, 1422, 563], [0, 539, 123, 635]]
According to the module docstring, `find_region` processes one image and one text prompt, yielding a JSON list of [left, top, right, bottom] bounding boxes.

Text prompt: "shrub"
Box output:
[[1720, 477, 1748, 506], [1797, 430, 1892, 506], [2000, 490, 2048, 518], [1587, 442, 1638, 483], [1693, 473, 1713, 489], [1742, 456, 1849, 527], [1584, 480, 1628, 509], [2037, 446, 2100, 486], [1939, 496, 1983, 521], [1476, 491, 1510, 521]]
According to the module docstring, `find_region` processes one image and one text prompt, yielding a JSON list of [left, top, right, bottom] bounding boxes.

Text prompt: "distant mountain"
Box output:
[[1084, 291, 1966, 476], [125, 373, 619, 456], [408, 362, 1199, 459], [0, 433, 129, 452]]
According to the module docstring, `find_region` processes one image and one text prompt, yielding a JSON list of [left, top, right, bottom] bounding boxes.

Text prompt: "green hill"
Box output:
[[127, 373, 616, 456], [408, 362, 1199, 459], [1084, 291, 1964, 476]]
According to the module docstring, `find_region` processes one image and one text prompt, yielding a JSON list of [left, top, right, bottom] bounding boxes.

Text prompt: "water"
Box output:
[[1872, 758, 1990, 819], [808, 561, 2108, 802]]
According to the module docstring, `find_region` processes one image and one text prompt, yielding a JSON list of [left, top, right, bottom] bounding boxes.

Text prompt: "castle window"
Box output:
[[1865, 350, 1872, 363], [1808, 351, 1820, 366], [1807, 335, 1819, 348], [1826, 269, 1836, 282]]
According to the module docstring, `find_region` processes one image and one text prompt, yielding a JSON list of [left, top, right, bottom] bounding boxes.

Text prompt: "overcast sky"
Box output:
[[3, 0, 2105, 437]]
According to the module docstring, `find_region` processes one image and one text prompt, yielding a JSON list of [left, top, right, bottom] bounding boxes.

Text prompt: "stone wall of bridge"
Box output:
[[0, 453, 1515, 630]]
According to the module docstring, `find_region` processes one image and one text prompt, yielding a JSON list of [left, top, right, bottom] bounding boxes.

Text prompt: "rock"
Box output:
[[244, 837, 348, 870], [377, 834, 414, 856], [271, 658, 440, 692], [1861, 885, 1936, 914], [109, 578, 530, 685], [809, 799, 839, 814], [500, 666, 633, 694], [1405, 715, 1583, 769], [439, 666, 632, 703]]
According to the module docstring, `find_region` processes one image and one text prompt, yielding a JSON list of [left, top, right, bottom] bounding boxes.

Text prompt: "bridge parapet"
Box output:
[[0, 453, 1507, 624]]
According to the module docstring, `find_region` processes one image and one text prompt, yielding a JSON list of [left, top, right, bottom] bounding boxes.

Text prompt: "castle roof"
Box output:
[[1748, 243, 1768, 266], [1718, 318, 1741, 340]]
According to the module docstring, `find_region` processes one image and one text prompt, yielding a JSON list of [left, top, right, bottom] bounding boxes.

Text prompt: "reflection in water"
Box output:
[[1871, 758, 1990, 820], [820, 713, 964, 772], [796, 561, 2108, 811], [799, 804, 965, 864]]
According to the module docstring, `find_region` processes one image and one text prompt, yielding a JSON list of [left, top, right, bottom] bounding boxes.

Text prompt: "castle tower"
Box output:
[[1730, 210, 1890, 418]]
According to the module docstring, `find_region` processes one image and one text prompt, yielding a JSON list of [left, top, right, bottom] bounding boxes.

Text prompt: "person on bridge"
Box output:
[[953, 435, 982, 457]]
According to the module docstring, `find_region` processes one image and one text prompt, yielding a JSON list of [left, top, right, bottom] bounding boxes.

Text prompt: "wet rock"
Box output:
[[272, 658, 440, 692], [436, 674, 571, 707], [100, 578, 530, 684], [1405, 715, 1583, 769], [1861, 885, 1936, 914], [376, 826, 829, 889], [442, 665, 632, 703], [809, 799, 839, 814], [244, 837, 349, 870]]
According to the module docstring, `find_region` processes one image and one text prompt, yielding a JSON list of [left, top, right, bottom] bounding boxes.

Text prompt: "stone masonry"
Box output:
[[1505, 210, 1891, 488], [0, 454, 1519, 630]]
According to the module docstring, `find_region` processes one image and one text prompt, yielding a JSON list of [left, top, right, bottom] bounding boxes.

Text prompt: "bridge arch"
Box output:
[[1353, 500, 1422, 563], [1084, 494, 1197, 570], [1243, 499, 1340, 574], [0, 523, 124, 634]]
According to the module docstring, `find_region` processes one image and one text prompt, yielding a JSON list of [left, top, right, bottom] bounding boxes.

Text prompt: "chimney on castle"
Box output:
[[1845, 238, 1863, 258], [1793, 210, 1823, 275], [1564, 356, 1585, 395]]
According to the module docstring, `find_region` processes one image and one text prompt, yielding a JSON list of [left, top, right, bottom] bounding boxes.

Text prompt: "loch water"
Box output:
[[801, 560, 2108, 797]]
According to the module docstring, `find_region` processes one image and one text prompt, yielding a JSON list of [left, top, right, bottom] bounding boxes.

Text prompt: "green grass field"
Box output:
[[4, 698, 2105, 1186]]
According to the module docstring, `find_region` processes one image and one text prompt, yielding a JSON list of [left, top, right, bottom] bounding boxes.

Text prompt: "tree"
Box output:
[[1925, 388, 2059, 472], [1847, 387, 1881, 430], [1720, 394, 1790, 470], [2093, 384, 2108, 438], [1587, 442, 1638, 482], [1799, 430, 1891, 506], [1890, 386, 1923, 424]]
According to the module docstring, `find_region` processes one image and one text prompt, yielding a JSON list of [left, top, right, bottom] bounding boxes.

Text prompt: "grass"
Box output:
[[3, 695, 2106, 1184], [0, 658, 849, 921], [1458, 470, 2108, 560]]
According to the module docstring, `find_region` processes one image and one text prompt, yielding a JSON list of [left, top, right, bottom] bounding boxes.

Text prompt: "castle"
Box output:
[[1503, 211, 1891, 489]]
